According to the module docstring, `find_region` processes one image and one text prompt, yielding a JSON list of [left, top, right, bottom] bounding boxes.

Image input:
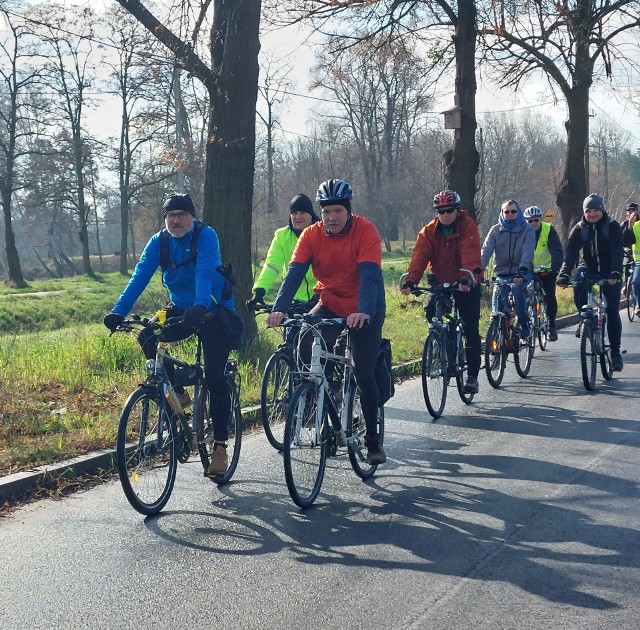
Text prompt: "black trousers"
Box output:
[[138, 314, 232, 442], [536, 272, 558, 326]]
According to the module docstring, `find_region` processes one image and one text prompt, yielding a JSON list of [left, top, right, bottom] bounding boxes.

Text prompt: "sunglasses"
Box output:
[[436, 207, 457, 215], [503, 209, 518, 215], [527, 218, 541, 223]]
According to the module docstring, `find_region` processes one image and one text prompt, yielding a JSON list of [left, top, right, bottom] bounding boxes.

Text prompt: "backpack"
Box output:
[[375, 338, 395, 406], [159, 221, 235, 300]]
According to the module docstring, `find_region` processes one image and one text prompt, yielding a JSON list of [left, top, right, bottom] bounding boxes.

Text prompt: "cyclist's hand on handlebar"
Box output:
[[400, 280, 416, 295], [103, 312, 124, 332], [608, 272, 621, 286], [556, 273, 570, 287], [513, 267, 528, 284], [182, 305, 206, 328], [347, 312, 370, 329], [246, 288, 266, 310], [266, 311, 286, 328], [457, 277, 471, 292]]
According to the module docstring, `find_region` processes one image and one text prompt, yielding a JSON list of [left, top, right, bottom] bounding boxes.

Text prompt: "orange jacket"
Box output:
[[406, 210, 483, 285]]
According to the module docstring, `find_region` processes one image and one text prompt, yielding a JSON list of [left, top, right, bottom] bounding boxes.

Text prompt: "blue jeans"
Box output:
[[573, 266, 622, 353], [632, 264, 640, 303], [493, 274, 532, 329]]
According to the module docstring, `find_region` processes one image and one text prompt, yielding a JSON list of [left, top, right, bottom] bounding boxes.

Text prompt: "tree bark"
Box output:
[[444, 0, 480, 220]]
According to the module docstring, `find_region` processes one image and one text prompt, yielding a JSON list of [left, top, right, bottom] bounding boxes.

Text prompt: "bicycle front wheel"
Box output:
[[599, 316, 614, 381], [421, 331, 447, 418], [514, 318, 534, 378], [626, 276, 636, 322], [283, 381, 328, 508], [580, 321, 597, 390], [346, 384, 385, 480], [116, 388, 178, 516], [260, 350, 295, 451], [485, 319, 506, 388]]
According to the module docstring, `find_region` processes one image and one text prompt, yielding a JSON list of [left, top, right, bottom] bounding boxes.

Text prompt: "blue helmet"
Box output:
[[316, 179, 353, 204]]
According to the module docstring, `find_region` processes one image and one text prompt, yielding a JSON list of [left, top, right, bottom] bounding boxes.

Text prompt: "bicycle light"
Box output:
[[145, 359, 155, 376]]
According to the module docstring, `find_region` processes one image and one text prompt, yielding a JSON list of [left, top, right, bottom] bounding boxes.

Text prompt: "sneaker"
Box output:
[[635, 308, 640, 317], [575, 326, 581, 338], [548, 327, 558, 342], [462, 376, 479, 394], [612, 353, 623, 372], [207, 442, 228, 476], [176, 390, 192, 408], [365, 437, 386, 465]]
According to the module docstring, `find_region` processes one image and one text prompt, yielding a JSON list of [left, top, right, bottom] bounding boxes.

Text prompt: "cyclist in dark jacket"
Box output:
[[557, 193, 624, 371]]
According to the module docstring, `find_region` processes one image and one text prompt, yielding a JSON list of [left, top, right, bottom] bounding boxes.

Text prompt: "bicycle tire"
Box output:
[[454, 329, 474, 404], [260, 349, 296, 451], [514, 313, 534, 378], [196, 377, 242, 485], [626, 276, 636, 322], [599, 315, 614, 381], [580, 320, 597, 390], [283, 381, 328, 508], [536, 297, 549, 351], [346, 383, 385, 480], [421, 331, 447, 418], [485, 318, 506, 388], [116, 387, 178, 516]]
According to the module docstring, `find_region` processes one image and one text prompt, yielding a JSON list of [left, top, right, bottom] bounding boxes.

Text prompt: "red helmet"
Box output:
[[433, 190, 461, 210]]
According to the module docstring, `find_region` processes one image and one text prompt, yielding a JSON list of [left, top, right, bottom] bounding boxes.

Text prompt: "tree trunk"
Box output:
[[205, 0, 261, 340], [2, 189, 26, 288], [444, 0, 480, 220], [555, 83, 591, 242]]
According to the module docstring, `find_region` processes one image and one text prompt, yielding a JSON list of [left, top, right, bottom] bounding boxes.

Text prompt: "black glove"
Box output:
[[556, 273, 570, 287], [608, 271, 621, 283], [401, 280, 416, 292], [246, 288, 266, 309], [457, 277, 470, 287], [182, 305, 207, 328], [103, 312, 124, 332]]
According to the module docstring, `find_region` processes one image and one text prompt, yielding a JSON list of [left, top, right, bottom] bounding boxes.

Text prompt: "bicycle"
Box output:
[[247, 299, 315, 451], [623, 253, 637, 323], [565, 277, 613, 391], [530, 270, 551, 351], [282, 315, 384, 508], [112, 314, 242, 515], [484, 277, 535, 388], [400, 269, 477, 419]]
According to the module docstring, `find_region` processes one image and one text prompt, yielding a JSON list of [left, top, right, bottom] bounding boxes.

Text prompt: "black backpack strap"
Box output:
[[159, 221, 205, 271]]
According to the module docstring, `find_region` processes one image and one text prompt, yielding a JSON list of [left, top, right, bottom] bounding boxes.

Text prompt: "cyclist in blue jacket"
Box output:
[[103, 193, 241, 476]]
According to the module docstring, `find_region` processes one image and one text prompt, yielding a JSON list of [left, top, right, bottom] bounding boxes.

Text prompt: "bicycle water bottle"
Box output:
[[165, 383, 184, 415]]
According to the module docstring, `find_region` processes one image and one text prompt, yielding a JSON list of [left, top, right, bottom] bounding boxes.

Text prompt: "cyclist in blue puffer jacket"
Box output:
[[103, 193, 241, 476]]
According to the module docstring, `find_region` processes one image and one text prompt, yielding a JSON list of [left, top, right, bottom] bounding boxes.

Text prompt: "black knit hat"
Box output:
[[626, 201, 639, 212], [163, 193, 195, 216], [289, 193, 320, 223], [583, 193, 606, 215]]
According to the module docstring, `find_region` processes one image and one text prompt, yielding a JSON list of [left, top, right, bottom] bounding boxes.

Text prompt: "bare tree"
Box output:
[[479, 0, 640, 239], [114, 0, 262, 337]]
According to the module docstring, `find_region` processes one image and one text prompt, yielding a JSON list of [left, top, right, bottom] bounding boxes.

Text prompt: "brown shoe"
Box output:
[[207, 443, 228, 476], [176, 390, 192, 408]]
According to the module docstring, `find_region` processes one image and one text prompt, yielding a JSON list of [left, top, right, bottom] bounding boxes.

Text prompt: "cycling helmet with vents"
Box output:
[[523, 205, 543, 219], [433, 190, 460, 209], [316, 179, 353, 204]]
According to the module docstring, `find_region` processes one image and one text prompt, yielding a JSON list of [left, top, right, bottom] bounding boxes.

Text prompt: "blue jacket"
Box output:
[[111, 222, 235, 316]]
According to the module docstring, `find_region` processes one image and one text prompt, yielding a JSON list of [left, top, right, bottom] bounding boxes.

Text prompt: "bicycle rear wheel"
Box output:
[[599, 315, 614, 381], [346, 384, 385, 480], [626, 276, 636, 322], [454, 329, 474, 404], [421, 331, 447, 418], [116, 388, 178, 516], [514, 317, 534, 378], [260, 349, 295, 451], [580, 320, 597, 390], [485, 319, 506, 388], [283, 381, 328, 508], [536, 297, 549, 351], [196, 377, 242, 485]]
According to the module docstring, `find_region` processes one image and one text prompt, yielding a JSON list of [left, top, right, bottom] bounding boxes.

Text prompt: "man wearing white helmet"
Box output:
[[523, 205, 563, 341]]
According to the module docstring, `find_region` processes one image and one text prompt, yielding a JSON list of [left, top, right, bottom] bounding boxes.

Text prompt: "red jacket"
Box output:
[[406, 210, 483, 285]]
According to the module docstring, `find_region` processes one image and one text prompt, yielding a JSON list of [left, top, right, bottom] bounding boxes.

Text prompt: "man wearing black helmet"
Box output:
[[103, 193, 242, 476], [266, 179, 387, 465], [557, 193, 624, 370], [247, 194, 319, 309]]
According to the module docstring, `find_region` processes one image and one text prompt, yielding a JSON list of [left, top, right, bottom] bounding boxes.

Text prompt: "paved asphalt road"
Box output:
[[1, 318, 639, 630]]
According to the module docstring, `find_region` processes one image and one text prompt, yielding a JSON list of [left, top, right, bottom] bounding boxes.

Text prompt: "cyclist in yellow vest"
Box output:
[[523, 206, 563, 341], [622, 201, 640, 317], [247, 194, 319, 309]]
